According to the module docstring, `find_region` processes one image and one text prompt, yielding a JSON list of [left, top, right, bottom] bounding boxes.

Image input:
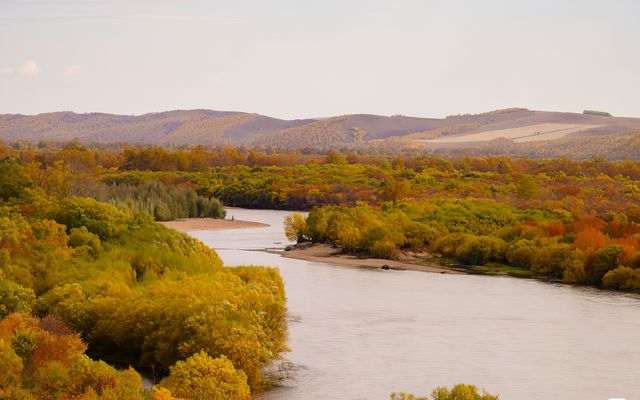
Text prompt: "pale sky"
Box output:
[[1, 0, 639, 119]]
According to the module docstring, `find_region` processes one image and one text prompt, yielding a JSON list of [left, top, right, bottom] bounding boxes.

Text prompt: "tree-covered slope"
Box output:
[[0, 157, 287, 399]]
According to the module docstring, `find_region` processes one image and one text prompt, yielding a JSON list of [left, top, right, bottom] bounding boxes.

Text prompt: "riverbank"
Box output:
[[160, 218, 269, 232], [280, 243, 465, 274], [192, 207, 640, 400]]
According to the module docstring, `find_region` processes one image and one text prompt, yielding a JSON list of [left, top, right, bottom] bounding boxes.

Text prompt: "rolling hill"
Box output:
[[2, 108, 640, 158]]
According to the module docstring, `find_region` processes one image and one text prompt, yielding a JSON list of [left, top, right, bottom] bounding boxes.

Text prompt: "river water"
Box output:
[[190, 208, 640, 400]]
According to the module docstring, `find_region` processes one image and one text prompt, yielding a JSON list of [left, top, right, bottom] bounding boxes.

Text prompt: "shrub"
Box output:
[[455, 236, 506, 266], [55, 197, 129, 240], [530, 243, 576, 279], [370, 240, 400, 259], [158, 352, 250, 400], [602, 266, 640, 291], [506, 240, 537, 269], [431, 383, 499, 400], [585, 245, 625, 286], [391, 383, 499, 400], [68, 226, 102, 257]]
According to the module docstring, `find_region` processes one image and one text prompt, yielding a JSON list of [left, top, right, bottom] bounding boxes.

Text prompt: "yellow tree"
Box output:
[[158, 352, 250, 400], [380, 177, 410, 205], [284, 213, 308, 242]]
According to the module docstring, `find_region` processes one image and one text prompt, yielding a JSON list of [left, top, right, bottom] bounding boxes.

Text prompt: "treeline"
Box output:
[[98, 180, 225, 221], [3, 141, 640, 225], [3, 143, 640, 215], [1, 143, 228, 222], [0, 157, 287, 398], [198, 159, 640, 216], [4, 141, 640, 177], [288, 200, 640, 292]]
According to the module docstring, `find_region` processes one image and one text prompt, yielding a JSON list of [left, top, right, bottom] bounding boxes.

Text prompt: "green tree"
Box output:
[[0, 158, 31, 201], [0, 279, 35, 318]]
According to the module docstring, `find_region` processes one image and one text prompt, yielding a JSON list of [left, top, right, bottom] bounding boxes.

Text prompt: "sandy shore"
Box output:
[[281, 243, 464, 274], [160, 218, 269, 232], [162, 219, 462, 275]]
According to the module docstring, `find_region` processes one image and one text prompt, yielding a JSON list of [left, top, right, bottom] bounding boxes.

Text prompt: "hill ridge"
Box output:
[[2, 109, 640, 157]]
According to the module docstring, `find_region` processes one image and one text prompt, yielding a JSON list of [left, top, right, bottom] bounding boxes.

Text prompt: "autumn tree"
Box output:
[[602, 266, 640, 290], [431, 384, 499, 400], [585, 245, 626, 286], [0, 339, 23, 389], [284, 212, 309, 242], [0, 279, 35, 319], [573, 228, 608, 252], [391, 384, 499, 400], [325, 151, 347, 165], [0, 158, 31, 202], [158, 352, 250, 400], [381, 177, 410, 204], [515, 175, 537, 199]]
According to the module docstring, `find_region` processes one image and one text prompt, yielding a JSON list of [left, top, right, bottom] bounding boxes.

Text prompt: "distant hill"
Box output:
[[2, 108, 640, 158], [0, 110, 314, 145]]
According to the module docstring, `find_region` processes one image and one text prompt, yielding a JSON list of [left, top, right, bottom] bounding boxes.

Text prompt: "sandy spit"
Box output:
[[280, 243, 464, 274], [160, 218, 269, 232]]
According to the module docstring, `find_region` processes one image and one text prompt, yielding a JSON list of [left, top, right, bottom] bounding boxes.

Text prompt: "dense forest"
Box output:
[[2, 142, 639, 292], [0, 156, 287, 399], [5, 143, 640, 212]]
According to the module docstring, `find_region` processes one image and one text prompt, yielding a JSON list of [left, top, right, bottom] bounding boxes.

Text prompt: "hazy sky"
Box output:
[[1, 0, 639, 119]]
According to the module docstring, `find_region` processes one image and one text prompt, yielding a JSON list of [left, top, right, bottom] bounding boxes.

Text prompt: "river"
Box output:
[[189, 208, 640, 400]]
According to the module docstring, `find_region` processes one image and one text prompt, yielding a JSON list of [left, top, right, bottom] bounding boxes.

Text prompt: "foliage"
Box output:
[[101, 180, 225, 221], [4, 146, 640, 293], [391, 384, 499, 400], [0, 313, 150, 400], [299, 198, 640, 291], [0, 158, 32, 202], [2, 141, 640, 397], [6, 144, 640, 217], [158, 352, 250, 400], [284, 212, 308, 242], [0, 157, 288, 397], [0, 278, 35, 318], [54, 196, 130, 240], [602, 266, 640, 290], [430, 384, 499, 400]]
